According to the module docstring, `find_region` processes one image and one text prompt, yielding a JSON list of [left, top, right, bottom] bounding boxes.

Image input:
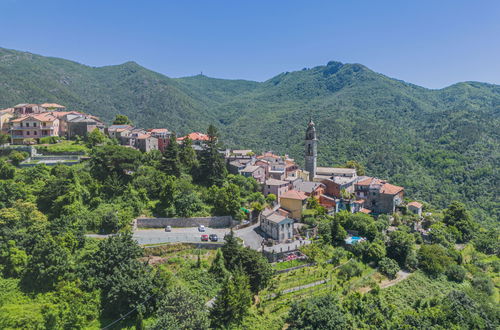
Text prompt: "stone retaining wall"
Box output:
[[136, 216, 237, 228]]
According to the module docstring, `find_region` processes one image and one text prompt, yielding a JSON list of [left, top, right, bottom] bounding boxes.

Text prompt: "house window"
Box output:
[[26, 123, 29, 127], [26, 131, 30, 135], [33, 122, 37, 127], [20, 123, 23, 127], [34, 131, 37, 135], [42, 122, 46, 127]]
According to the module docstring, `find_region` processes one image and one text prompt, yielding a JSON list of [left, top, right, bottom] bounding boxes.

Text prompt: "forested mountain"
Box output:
[[0, 47, 498, 223]]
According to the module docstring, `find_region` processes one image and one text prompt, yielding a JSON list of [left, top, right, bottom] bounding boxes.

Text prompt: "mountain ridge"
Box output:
[[0, 46, 498, 224]]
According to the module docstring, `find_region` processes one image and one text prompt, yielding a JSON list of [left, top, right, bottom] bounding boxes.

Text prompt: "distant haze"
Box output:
[[1, 0, 500, 89]]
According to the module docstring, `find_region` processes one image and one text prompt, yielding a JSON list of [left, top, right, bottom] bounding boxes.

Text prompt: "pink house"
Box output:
[[9, 113, 60, 144]]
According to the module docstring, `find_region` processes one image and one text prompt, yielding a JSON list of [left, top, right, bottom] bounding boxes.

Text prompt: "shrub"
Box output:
[[8, 151, 28, 165], [445, 264, 466, 282], [338, 260, 363, 280], [472, 275, 494, 296], [417, 244, 454, 276], [378, 257, 400, 279]]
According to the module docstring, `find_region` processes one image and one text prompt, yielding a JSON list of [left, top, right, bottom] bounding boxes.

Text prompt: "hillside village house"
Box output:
[[9, 113, 60, 144], [408, 201, 423, 217], [260, 210, 294, 243], [263, 178, 290, 199], [279, 189, 308, 220], [148, 128, 171, 152], [240, 165, 266, 183], [0, 108, 14, 134], [13, 103, 47, 116], [293, 180, 325, 199], [354, 177, 404, 214], [177, 132, 209, 144]]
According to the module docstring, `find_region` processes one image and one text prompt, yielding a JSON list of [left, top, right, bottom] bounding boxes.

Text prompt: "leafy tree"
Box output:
[[265, 193, 277, 205], [22, 237, 70, 291], [472, 229, 500, 255], [386, 230, 415, 267], [85, 128, 106, 147], [338, 260, 363, 281], [0, 132, 9, 145], [210, 269, 252, 329], [9, 150, 28, 166], [112, 114, 132, 125], [160, 134, 181, 177], [417, 244, 454, 276], [363, 239, 386, 264], [378, 257, 400, 279], [446, 264, 466, 282], [149, 287, 209, 330], [471, 275, 494, 296], [90, 144, 142, 182], [443, 201, 478, 242], [178, 136, 199, 173], [330, 217, 347, 246], [0, 240, 28, 277], [198, 124, 227, 186], [207, 183, 241, 217], [345, 160, 365, 175], [0, 159, 15, 179], [287, 294, 347, 330]]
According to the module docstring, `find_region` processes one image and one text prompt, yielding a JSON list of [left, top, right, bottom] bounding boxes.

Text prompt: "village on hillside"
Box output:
[[0, 103, 425, 253]]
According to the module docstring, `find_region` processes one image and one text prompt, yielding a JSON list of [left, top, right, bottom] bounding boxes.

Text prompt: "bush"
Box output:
[[417, 244, 454, 276], [445, 264, 466, 282], [378, 257, 400, 279], [8, 151, 28, 165], [472, 275, 494, 296], [338, 260, 363, 280], [39, 136, 60, 144]]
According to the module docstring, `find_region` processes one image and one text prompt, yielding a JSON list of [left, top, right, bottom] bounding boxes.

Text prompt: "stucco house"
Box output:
[[279, 189, 308, 220], [240, 165, 266, 183], [354, 177, 404, 214], [148, 128, 171, 152], [9, 113, 60, 144], [260, 211, 294, 243], [408, 201, 423, 217], [263, 178, 290, 199]]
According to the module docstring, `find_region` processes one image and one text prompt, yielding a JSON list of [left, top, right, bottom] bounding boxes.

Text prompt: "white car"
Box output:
[[165, 225, 172, 232], [198, 225, 206, 232]]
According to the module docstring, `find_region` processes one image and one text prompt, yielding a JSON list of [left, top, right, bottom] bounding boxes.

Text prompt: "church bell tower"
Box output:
[[305, 119, 317, 181]]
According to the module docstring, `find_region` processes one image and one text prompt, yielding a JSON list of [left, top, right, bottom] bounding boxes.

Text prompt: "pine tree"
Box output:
[[198, 124, 227, 186], [210, 269, 252, 328], [209, 249, 229, 279], [160, 133, 181, 177]]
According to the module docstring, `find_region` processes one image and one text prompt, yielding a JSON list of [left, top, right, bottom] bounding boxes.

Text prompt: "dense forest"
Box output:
[[0, 47, 498, 225], [0, 126, 498, 329]]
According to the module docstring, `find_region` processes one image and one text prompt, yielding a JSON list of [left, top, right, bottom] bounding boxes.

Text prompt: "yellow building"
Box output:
[[0, 109, 14, 134], [279, 189, 308, 220]]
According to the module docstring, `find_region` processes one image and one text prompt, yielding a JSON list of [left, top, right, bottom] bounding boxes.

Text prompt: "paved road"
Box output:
[[236, 223, 263, 250], [133, 227, 231, 245]]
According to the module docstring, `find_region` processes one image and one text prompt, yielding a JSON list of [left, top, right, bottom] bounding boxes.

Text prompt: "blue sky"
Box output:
[[1, 0, 499, 88]]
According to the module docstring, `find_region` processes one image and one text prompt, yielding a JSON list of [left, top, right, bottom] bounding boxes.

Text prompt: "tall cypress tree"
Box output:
[[210, 269, 252, 328], [179, 136, 199, 174], [160, 133, 181, 177], [198, 124, 227, 186]]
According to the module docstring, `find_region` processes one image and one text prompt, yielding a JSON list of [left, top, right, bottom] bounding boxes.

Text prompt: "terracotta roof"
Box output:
[[40, 103, 65, 108], [380, 183, 404, 195], [408, 201, 423, 208], [356, 177, 378, 186], [0, 108, 14, 114], [277, 208, 291, 217], [353, 199, 365, 204], [177, 132, 209, 141], [360, 208, 372, 214], [280, 190, 308, 200], [51, 111, 83, 118], [148, 128, 169, 133], [11, 113, 58, 122], [265, 178, 289, 186], [257, 152, 281, 159]]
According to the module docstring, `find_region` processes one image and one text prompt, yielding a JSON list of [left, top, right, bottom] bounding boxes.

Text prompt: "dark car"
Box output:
[[209, 234, 218, 242], [201, 234, 209, 241]]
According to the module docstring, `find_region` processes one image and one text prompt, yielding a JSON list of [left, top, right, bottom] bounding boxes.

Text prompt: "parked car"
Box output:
[[198, 225, 206, 232], [201, 234, 209, 241], [165, 225, 172, 232], [209, 234, 218, 242]]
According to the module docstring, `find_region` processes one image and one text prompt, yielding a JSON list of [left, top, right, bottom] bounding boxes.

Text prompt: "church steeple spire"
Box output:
[[305, 119, 317, 181]]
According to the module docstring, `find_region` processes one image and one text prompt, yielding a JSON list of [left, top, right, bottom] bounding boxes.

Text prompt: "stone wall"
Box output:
[[136, 216, 237, 229]]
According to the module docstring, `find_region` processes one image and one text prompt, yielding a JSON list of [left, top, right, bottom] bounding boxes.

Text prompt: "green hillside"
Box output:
[[0, 48, 498, 224]]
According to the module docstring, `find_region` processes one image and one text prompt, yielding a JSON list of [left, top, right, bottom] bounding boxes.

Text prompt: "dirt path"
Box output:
[[379, 270, 412, 289]]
